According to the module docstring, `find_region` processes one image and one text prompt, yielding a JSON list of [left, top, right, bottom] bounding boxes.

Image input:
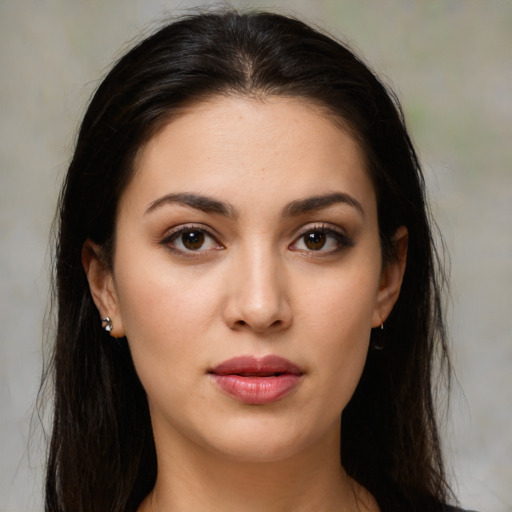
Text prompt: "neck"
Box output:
[[138, 423, 378, 512]]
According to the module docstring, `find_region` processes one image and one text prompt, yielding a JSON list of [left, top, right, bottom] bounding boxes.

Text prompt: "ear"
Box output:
[[82, 239, 125, 338], [372, 226, 408, 327]]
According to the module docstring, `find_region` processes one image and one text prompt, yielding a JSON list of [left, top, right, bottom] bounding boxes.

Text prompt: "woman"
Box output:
[[45, 10, 466, 512]]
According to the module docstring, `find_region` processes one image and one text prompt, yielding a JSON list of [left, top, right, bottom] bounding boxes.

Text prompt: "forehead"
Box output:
[[124, 95, 376, 218]]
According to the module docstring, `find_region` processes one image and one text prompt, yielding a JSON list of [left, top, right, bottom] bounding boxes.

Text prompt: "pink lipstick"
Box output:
[[209, 355, 303, 405]]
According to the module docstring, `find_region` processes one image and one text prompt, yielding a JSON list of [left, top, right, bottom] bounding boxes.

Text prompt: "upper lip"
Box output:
[[209, 355, 303, 376]]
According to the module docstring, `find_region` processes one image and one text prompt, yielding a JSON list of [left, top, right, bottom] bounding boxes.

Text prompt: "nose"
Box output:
[[222, 246, 293, 334]]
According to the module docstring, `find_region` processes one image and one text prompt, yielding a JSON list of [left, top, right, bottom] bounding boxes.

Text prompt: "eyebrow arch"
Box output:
[[282, 192, 365, 218], [145, 192, 235, 217]]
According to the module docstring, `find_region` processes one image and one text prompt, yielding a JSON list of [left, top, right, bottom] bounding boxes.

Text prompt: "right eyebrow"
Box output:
[[144, 192, 235, 217]]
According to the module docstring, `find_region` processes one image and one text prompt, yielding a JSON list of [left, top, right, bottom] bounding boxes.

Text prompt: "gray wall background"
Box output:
[[1, 1, 510, 510]]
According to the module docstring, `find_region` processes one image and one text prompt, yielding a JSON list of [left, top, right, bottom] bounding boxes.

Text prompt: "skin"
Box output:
[[83, 96, 407, 512]]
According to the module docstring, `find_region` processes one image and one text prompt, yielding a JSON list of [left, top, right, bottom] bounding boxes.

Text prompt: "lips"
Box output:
[[209, 355, 303, 405]]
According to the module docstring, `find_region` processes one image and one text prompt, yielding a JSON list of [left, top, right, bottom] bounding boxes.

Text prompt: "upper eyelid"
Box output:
[[163, 223, 221, 240], [293, 222, 348, 237], [290, 223, 354, 250], [161, 222, 346, 236]]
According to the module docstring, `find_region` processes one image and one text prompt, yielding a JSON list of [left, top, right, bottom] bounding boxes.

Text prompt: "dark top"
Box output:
[[379, 501, 478, 512], [445, 507, 478, 512]]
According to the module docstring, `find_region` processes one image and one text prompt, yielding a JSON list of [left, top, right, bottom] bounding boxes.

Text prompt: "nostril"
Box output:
[[236, 319, 283, 329]]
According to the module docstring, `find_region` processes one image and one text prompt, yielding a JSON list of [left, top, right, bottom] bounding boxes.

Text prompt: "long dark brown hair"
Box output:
[[43, 10, 453, 512]]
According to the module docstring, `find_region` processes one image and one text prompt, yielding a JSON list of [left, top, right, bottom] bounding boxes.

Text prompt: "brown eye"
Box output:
[[181, 230, 205, 250], [303, 231, 327, 250], [289, 226, 354, 254], [163, 226, 222, 254]]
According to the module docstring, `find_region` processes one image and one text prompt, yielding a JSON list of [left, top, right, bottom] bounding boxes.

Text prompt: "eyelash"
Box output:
[[289, 224, 354, 255], [160, 223, 353, 256], [160, 224, 224, 256]]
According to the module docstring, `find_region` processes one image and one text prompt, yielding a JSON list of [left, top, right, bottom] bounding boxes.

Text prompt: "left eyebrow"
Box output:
[[282, 192, 365, 219]]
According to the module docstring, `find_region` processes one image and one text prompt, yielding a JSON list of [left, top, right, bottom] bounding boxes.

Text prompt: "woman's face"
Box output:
[[86, 96, 406, 463]]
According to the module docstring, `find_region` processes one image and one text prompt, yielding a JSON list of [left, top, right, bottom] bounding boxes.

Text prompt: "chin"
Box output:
[[211, 436, 309, 463], [199, 413, 337, 464]]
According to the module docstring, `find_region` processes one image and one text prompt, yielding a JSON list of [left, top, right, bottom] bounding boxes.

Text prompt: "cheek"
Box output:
[[297, 264, 379, 403], [301, 261, 379, 341], [115, 248, 216, 330], [112, 251, 222, 383], [113, 264, 218, 421]]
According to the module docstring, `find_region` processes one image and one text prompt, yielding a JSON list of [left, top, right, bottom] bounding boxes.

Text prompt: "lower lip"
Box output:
[[210, 374, 302, 404]]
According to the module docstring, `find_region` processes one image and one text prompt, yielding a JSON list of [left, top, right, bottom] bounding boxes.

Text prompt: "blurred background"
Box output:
[[1, 1, 510, 510]]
